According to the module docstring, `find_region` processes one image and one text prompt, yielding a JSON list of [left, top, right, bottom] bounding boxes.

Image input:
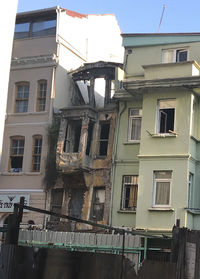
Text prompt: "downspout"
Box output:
[[109, 100, 127, 226]]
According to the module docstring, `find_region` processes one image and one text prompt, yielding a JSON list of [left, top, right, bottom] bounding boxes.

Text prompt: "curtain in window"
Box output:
[[128, 186, 138, 207], [155, 182, 170, 205], [162, 50, 174, 63], [131, 118, 141, 140]]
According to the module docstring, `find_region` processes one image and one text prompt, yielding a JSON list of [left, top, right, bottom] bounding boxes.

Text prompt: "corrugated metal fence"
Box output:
[[18, 230, 141, 269]]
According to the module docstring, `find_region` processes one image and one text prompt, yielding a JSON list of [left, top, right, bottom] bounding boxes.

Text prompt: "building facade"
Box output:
[[0, 7, 123, 227], [47, 61, 122, 230], [111, 33, 200, 236]]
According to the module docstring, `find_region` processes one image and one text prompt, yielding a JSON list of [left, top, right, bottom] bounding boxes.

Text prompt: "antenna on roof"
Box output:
[[158, 4, 166, 33]]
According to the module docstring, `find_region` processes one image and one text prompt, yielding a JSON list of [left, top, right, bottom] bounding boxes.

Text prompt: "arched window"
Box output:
[[10, 136, 25, 172]]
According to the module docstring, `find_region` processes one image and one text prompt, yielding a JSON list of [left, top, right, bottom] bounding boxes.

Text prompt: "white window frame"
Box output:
[[188, 173, 194, 208], [153, 171, 172, 208], [121, 175, 138, 211], [128, 109, 142, 141], [156, 99, 175, 134], [162, 48, 188, 63]]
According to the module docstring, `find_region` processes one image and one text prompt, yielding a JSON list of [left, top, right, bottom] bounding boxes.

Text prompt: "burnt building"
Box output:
[[47, 61, 122, 230]]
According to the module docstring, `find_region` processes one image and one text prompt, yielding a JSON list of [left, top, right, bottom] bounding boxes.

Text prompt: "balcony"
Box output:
[[143, 60, 200, 80]]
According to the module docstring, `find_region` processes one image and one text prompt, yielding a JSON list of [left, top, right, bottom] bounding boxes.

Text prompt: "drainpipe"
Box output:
[[109, 101, 127, 226]]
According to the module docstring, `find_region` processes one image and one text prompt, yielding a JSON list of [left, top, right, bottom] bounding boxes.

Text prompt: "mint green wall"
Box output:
[[124, 42, 200, 78], [110, 100, 142, 227], [136, 158, 188, 230], [140, 88, 191, 156]]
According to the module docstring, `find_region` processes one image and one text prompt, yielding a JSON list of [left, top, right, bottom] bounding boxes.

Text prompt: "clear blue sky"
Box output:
[[17, 0, 200, 34]]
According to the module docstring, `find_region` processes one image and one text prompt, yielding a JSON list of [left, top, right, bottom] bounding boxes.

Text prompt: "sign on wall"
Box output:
[[0, 194, 30, 212]]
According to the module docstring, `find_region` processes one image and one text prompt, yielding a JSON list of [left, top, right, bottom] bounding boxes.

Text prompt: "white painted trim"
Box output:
[[5, 122, 50, 127]]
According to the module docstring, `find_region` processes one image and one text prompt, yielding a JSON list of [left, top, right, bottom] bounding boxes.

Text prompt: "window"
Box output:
[[128, 109, 142, 141], [157, 99, 175, 133], [14, 18, 56, 39], [86, 122, 94, 156], [63, 120, 82, 153], [153, 171, 172, 207], [121, 176, 138, 211], [98, 122, 110, 156], [10, 137, 25, 172], [188, 173, 194, 208], [37, 80, 47, 111], [32, 136, 42, 172], [14, 22, 30, 39], [162, 48, 188, 63], [50, 189, 63, 222], [15, 83, 29, 113], [90, 187, 105, 221], [32, 20, 56, 37]]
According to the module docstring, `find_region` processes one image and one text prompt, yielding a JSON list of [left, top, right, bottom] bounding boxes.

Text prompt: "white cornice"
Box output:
[[11, 54, 58, 70]]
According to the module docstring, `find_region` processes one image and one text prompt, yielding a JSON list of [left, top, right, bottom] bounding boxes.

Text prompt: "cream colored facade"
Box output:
[[0, 7, 123, 226], [0, 0, 18, 164], [111, 33, 200, 236]]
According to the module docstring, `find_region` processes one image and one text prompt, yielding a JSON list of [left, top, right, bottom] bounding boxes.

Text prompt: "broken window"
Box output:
[[128, 109, 142, 141], [10, 137, 25, 172], [50, 188, 63, 222], [157, 99, 175, 133], [86, 122, 94, 155], [37, 80, 47, 111], [90, 187, 105, 221], [32, 136, 42, 172], [98, 122, 110, 156], [162, 48, 188, 63], [153, 171, 172, 207], [15, 83, 29, 113], [121, 176, 138, 211], [63, 120, 82, 153]]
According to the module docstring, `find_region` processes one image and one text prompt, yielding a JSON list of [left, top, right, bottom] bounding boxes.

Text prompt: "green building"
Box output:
[[110, 33, 200, 236]]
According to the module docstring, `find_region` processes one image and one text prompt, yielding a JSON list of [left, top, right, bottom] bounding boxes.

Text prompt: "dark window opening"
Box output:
[[99, 122, 110, 156], [90, 187, 105, 221], [73, 123, 82, 152], [176, 50, 187, 62], [10, 138, 24, 172], [63, 121, 82, 153], [50, 188, 63, 222], [10, 157, 23, 172], [159, 108, 174, 133], [86, 122, 94, 156]]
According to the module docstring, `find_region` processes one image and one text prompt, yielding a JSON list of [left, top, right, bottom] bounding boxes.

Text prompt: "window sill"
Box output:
[[118, 209, 136, 214], [148, 207, 174, 212], [8, 111, 48, 116], [151, 133, 177, 138], [123, 141, 140, 145], [0, 172, 41, 176]]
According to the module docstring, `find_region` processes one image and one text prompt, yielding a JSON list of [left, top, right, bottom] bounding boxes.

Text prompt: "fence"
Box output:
[[18, 230, 141, 270]]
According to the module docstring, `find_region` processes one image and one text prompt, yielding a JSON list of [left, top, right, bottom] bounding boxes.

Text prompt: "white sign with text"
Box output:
[[0, 194, 30, 212]]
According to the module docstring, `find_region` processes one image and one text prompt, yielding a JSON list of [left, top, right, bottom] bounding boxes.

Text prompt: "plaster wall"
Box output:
[[124, 42, 200, 79], [12, 36, 57, 58], [0, 0, 18, 164], [140, 88, 191, 156], [136, 158, 188, 231]]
